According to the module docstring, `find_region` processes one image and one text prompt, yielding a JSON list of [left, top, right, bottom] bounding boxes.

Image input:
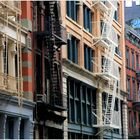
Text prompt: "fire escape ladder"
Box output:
[[103, 79, 117, 126], [47, 1, 64, 110], [92, 0, 120, 130]]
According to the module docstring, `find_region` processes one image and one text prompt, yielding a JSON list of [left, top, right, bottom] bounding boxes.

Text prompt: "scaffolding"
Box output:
[[0, 1, 23, 105], [92, 0, 121, 132]]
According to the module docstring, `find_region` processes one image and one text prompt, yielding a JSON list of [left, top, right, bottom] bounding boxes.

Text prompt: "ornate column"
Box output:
[[0, 35, 5, 88], [96, 88, 103, 139], [14, 117, 21, 139], [62, 72, 68, 139], [122, 97, 128, 139], [24, 119, 34, 139]]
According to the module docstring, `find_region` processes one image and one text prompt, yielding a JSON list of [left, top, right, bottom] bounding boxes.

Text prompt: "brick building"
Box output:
[[125, 1, 140, 138], [0, 0, 128, 139], [125, 24, 140, 139]]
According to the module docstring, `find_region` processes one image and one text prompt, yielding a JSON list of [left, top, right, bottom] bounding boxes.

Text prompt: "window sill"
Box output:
[[66, 15, 82, 29], [83, 28, 93, 38], [113, 19, 122, 28], [115, 53, 122, 59]]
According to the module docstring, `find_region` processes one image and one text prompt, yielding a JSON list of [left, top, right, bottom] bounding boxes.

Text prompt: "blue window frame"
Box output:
[[114, 3, 119, 22], [5, 117, 14, 139], [84, 44, 94, 71], [66, 1, 79, 22], [68, 78, 96, 126], [83, 5, 92, 33], [67, 36, 79, 64]]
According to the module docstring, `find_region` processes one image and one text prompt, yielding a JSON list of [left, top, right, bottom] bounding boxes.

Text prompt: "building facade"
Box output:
[[61, 0, 127, 139], [0, 0, 128, 139], [125, 24, 140, 139], [31, 1, 67, 139], [125, 1, 140, 139], [0, 1, 34, 139]]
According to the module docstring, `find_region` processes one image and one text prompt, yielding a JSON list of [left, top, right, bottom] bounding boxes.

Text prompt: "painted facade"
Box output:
[[0, 1, 129, 139], [61, 0, 127, 139], [0, 1, 34, 139]]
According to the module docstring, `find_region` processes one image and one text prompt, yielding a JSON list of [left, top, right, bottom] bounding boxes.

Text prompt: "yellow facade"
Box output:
[[61, 0, 127, 138]]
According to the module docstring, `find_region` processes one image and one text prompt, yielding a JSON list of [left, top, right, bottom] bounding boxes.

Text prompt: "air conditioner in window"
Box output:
[[67, 33, 72, 40]]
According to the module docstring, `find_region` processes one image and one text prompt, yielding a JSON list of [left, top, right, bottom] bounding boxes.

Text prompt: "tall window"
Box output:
[[129, 111, 132, 133], [84, 44, 94, 72], [3, 44, 8, 74], [100, 20, 104, 35], [20, 119, 25, 139], [136, 54, 139, 70], [132, 77, 136, 100], [83, 5, 92, 33], [68, 78, 96, 126], [133, 112, 137, 127], [126, 47, 130, 68], [67, 36, 79, 64], [114, 2, 119, 22], [132, 51, 135, 70], [127, 76, 131, 99], [115, 35, 121, 56], [5, 117, 14, 139], [66, 1, 79, 22]]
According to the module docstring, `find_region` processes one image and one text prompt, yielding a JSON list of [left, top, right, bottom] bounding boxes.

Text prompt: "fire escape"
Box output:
[[92, 0, 121, 132], [36, 1, 67, 120]]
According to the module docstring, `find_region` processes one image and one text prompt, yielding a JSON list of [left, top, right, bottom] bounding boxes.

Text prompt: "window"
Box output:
[[115, 35, 121, 56], [126, 47, 130, 68], [67, 36, 79, 64], [83, 5, 92, 33], [132, 51, 135, 70], [3, 44, 8, 74], [68, 78, 96, 126], [133, 112, 137, 127], [132, 77, 136, 101], [114, 98, 119, 111], [114, 2, 119, 22], [5, 117, 14, 139], [35, 53, 42, 94], [129, 111, 132, 133], [66, 1, 79, 22], [84, 44, 94, 72], [136, 54, 139, 70], [44, 58, 50, 96], [100, 20, 104, 35], [20, 119, 25, 139], [127, 76, 131, 99]]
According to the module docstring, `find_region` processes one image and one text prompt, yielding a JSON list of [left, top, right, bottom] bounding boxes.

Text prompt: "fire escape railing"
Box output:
[[35, 1, 67, 111]]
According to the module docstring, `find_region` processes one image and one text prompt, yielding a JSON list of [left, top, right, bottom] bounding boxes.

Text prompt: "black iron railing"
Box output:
[[36, 93, 67, 110]]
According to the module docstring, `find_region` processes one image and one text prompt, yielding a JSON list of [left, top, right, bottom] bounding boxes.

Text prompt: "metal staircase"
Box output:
[[36, 1, 67, 111], [92, 0, 121, 130]]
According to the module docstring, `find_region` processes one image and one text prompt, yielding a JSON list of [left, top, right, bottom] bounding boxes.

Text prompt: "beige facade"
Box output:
[[61, 0, 127, 138]]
